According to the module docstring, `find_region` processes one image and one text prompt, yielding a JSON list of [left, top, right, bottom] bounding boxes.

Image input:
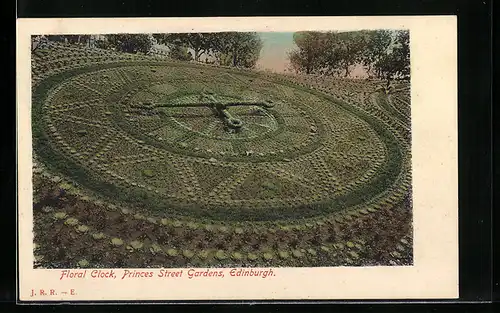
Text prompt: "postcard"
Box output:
[[17, 16, 458, 301]]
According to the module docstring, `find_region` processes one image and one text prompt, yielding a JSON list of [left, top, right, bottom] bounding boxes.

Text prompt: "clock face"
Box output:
[[36, 62, 407, 222]]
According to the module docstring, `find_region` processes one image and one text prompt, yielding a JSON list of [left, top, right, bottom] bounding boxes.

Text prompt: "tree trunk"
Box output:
[[198, 49, 206, 62], [233, 48, 237, 67]]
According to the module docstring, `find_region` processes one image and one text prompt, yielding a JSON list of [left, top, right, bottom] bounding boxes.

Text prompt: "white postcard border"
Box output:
[[17, 16, 458, 301]]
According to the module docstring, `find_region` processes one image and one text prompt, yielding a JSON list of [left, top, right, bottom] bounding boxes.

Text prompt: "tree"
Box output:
[[393, 30, 410, 79], [168, 44, 193, 61], [327, 31, 368, 77], [94, 37, 112, 50], [288, 31, 369, 77], [45, 35, 91, 45], [374, 30, 410, 86], [210, 32, 263, 68], [360, 30, 392, 78], [288, 29, 410, 81], [288, 32, 327, 74], [153, 33, 212, 62], [104, 34, 153, 54], [153, 32, 262, 68]]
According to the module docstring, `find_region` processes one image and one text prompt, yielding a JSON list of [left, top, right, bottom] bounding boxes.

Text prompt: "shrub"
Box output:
[[149, 244, 163, 254], [129, 240, 143, 250], [247, 253, 259, 261], [111, 238, 124, 246], [64, 218, 79, 226], [142, 169, 154, 178], [231, 252, 243, 260], [53, 212, 67, 220], [183, 249, 195, 258], [198, 250, 210, 259], [92, 232, 105, 240], [278, 251, 289, 259], [77, 259, 90, 267], [215, 250, 227, 260], [167, 248, 178, 257]]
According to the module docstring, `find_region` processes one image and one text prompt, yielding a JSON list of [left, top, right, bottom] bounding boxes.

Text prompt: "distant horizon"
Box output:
[[256, 32, 295, 73], [37, 32, 374, 77], [256, 32, 369, 77]]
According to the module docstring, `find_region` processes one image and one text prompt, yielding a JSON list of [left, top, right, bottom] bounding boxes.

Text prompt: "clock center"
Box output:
[[156, 91, 276, 133]]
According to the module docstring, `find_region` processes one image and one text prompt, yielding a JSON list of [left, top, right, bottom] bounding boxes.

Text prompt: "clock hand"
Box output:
[[154, 93, 275, 132]]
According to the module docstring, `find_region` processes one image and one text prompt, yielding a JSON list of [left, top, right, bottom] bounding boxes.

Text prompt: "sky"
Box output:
[[255, 32, 295, 73], [255, 32, 367, 77]]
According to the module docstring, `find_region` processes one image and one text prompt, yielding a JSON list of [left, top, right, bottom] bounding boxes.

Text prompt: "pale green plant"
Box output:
[[111, 238, 123, 246]]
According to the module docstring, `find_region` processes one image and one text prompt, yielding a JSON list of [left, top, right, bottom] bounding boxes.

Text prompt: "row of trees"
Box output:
[[37, 31, 410, 82], [288, 30, 410, 83], [38, 33, 264, 69], [152, 33, 263, 68], [40, 34, 155, 54], [43, 35, 92, 45]]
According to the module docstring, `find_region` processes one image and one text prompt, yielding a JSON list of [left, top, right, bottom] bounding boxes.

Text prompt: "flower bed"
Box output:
[[31, 43, 413, 268]]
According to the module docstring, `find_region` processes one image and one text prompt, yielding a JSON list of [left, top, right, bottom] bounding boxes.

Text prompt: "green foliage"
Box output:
[[215, 250, 227, 260], [46, 35, 91, 45], [292, 250, 304, 258], [168, 44, 193, 61], [231, 252, 243, 260], [150, 243, 163, 254], [92, 232, 105, 240], [247, 252, 259, 261], [167, 248, 179, 256], [198, 250, 210, 259], [183, 249, 195, 258], [278, 251, 289, 259], [307, 248, 317, 256], [53, 212, 67, 220], [325, 31, 369, 77], [77, 259, 90, 267], [94, 38, 113, 50], [288, 32, 327, 74], [111, 238, 124, 246], [104, 34, 153, 54], [360, 30, 393, 78], [129, 240, 144, 250], [288, 30, 410, 81], [153, 32, 262, 68], [64, 218, 79, 226], [263, 252, 274, 260], [349, 251, 360, 259], [153, 33, 211, 61], [142, 169, 154, 178], [210, 32, 263, 68], [373, 30, 410, 83]]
